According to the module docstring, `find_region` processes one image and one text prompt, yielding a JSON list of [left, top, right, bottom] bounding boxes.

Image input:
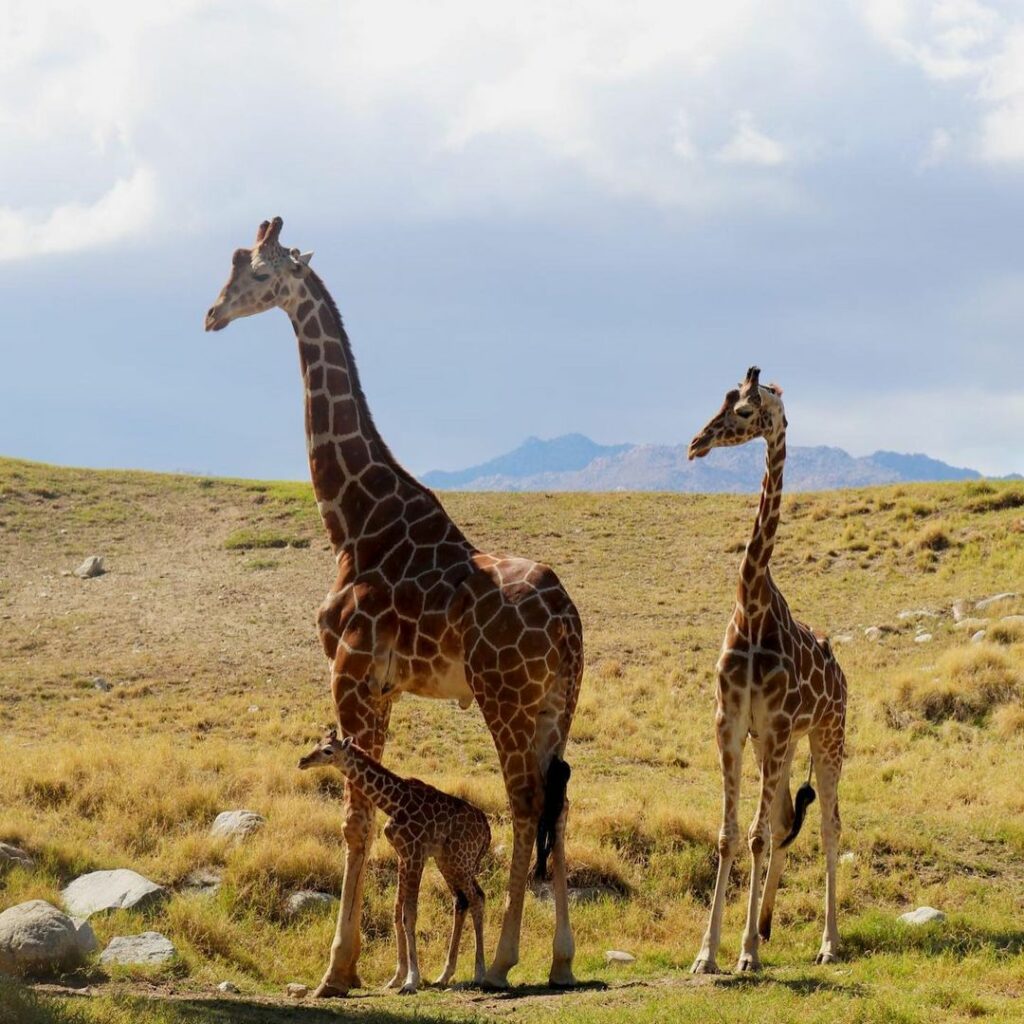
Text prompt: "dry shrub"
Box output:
[[986, 619, 1024, 646], [884, 645, 1022, 727], [913, 523, 952, 552], [970, 489, 1024, 513], [993, 703, 1024, 737]]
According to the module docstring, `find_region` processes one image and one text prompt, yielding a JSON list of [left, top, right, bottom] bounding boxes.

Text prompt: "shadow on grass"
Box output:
[[843, 913, 1024, 959], [472, 979, 609, 1001], [714, 974, 867, 998]]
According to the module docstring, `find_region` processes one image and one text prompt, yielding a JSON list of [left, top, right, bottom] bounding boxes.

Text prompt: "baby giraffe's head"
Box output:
[[688, 366, 786, 461], [297, 728, 352, 771]]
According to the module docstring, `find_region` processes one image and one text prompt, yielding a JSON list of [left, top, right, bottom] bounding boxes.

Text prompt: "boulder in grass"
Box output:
[[284, 890, 337, 920], [61, 868, 166, 919], [0, 900, 91, 975], [100, 931, 176, 966], [605, 949, 636, 964], [210, 810, 266, 841], [0, 842, 34, 870], [898, 906, 945, 926], [974, 592, 1016, 613]]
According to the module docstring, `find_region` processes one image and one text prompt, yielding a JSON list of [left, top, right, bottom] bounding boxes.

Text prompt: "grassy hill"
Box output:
[[1, 456, 1023, 1024]]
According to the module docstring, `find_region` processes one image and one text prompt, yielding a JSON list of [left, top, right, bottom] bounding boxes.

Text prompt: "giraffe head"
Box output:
[[297, 727, 354, 770], [204, 216, 314, 332], [688, 366, 786, 460]]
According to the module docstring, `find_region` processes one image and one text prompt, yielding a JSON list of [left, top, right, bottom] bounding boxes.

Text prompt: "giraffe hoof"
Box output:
[[735, 956, 761, 973], [814, 951, 837, 965], [398, 982, 419, 995], [481, 972, 511, 991], [690, 958, 721, 975], [312, 983, 350, 999], [432, 974, 452, 988]]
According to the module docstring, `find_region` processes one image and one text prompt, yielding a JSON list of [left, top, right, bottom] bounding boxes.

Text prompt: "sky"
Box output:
[[1, 0, 1023, 479]]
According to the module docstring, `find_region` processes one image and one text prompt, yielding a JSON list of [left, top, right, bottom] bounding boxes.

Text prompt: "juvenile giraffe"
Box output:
[[687, 366, 847, 973], [205, 218, 582, 994], [299, 729, 491, 993]]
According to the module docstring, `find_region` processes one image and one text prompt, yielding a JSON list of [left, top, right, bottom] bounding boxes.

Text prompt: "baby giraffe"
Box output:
[[298, 730, 490, 994], [687, 367, 847, 973]]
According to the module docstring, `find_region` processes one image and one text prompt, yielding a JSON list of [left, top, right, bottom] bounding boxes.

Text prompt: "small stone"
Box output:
[[914, 633, 933, 644], [974, 592, 1016, 612], [100, 931, 176, 966], [62, 869, 166, 919], [898, 609, 938, 621], [93, 677, 112, 692], [73, 919, 98, 954], [899, 906, 945, 926], [951, 599, 972, 622], [864, 626, 884, 641], [247, 705, 260, 713], [840, 851, 856, 865], [182, 867, 222, 896], [1000, 614, 1024, 626], [832, 634, 853, 644], [286, 982, 309, 999], [74, 556, 105, 579], [971, 630, 987, 644], [284, 890, 337, 919], [605, 950, 636, 964], [217, 980, 239, 994], [0, 842, 34, 869], [210, 810, 266, 841]]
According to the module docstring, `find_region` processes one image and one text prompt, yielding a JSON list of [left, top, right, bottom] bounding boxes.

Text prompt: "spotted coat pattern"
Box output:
[[687, 367, 847, 974], [299, 732, 491, 993], [205, 218, 582, 995]]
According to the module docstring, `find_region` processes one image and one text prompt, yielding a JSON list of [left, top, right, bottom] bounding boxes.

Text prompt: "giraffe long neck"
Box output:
[[337, 746, 410, 819], [738, 427, 786, 615], [288, 271, 441, 559]]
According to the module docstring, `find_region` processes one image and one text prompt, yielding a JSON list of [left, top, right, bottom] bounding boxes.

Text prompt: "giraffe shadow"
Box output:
[[715, 974, 867, 998], [472, 979, 610, 1001]]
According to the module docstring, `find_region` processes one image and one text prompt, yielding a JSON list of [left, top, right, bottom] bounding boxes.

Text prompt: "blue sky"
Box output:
[[1, 0, 1023, 478]]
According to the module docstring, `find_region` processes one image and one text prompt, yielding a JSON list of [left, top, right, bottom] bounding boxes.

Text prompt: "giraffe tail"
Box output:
[[534, 756, 572, 881], [779, 770, 816, 850]]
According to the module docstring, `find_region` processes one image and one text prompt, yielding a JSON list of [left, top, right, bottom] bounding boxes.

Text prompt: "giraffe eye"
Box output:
[[252, 272, 270, 283], [736, 407, 754, 419]]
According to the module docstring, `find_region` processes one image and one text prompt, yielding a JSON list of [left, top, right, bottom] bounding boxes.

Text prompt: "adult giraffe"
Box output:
[[686, 366, 847, 973], [204, 217, 582, 994]]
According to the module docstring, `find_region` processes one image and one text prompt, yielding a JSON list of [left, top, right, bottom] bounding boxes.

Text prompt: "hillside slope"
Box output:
[[1, 457, 1023, 1024]]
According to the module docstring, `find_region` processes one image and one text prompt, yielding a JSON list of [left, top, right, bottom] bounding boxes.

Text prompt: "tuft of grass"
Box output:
[[912, 523, 952, 552], [223, 529, 310, 551], [885, 644, 1022, 727]]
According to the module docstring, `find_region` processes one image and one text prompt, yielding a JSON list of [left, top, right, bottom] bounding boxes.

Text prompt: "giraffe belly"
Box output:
[[405, 657, 474, 707]]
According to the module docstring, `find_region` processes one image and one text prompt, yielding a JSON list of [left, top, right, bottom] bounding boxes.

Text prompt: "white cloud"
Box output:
[[0, 165, 156, 260], [920, 126, 954, 165], [716, 111, 789, 166]]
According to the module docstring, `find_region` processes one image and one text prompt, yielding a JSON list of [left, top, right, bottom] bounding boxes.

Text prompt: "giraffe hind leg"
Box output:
[[757, 747, 796, 942]]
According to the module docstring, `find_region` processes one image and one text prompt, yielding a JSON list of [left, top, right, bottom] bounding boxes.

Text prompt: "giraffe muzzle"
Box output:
[[204, 307, 229, 332]]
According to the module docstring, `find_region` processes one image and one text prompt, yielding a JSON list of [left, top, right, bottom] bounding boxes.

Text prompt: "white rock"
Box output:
[[210, 810, 266, 840], [0, 842, 34, 869], [286, 982, 309, 998], [217, 981, 240, 994], [284, 890, 337, 919], [954, 617, 988, 632], [182, 866, 222, 895], [74, 556, 105, 579], [999, 614, 1024, 626], [100, 931, 176, 966], [840, 851, 856, 865], [0, 900, 89, 974], [61, 868, 166, 919], [72, 919, 98, 955], [832, 634, 853, 644], [974, 593, 1016, 612], [605, 949, 636, 964], [914, 633, 933, 644], [898, 906, 945, 926], [92, 677, 112, 692], [864, 626, 884, 641], [951, 599, 972, 623], [971, 630, 987, 644], [898, 609, 939, 621]]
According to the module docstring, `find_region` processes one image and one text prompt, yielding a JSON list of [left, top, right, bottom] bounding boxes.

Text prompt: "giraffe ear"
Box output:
[[297, 251, 313, 266], [340, 736, 352, 749]]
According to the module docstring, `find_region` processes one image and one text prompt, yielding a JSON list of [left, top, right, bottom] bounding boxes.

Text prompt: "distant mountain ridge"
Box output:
[[423, 434, 1015, 493]]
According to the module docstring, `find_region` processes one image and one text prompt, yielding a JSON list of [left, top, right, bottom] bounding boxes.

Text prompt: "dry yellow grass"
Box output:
[[2, 457, 1024, 1023]]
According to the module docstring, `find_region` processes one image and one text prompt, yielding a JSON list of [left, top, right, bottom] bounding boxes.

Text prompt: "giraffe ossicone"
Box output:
[[687, 366, 847, 973], [205, 217, 582, 995], [299, 731, 491, 993]]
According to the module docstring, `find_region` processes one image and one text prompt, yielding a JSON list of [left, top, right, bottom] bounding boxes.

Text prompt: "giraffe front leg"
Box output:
[[384, 853, 410, 990], [316, 657, 391, 999], [692, 706, 744, 975], [737, 735, 787, 973]]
